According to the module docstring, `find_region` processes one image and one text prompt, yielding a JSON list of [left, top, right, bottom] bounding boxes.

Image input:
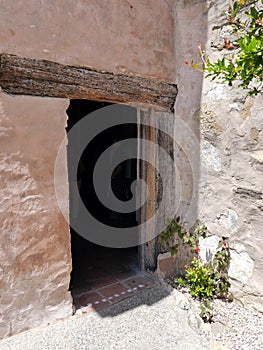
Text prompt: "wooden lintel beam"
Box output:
[[0, 53, 177, 111]]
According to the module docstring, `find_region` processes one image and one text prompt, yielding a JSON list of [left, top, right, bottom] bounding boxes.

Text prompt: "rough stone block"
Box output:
[[229, 244, 254, 285], [199, 235, 220, 265], [156, 252, 178, 280]]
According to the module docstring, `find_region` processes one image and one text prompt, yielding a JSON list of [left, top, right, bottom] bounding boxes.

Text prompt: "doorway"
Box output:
[[66, 100, 140, 298]]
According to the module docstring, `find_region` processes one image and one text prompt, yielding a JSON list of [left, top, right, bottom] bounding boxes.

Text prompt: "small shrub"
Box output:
[[186, 0, 263, 95], [160, 217, 231, 322], [182, 241, 231, 301], [185, 257, 216, 299]]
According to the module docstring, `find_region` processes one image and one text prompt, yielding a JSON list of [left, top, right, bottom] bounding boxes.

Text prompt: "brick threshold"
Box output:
[[73, 272, 157, 315]]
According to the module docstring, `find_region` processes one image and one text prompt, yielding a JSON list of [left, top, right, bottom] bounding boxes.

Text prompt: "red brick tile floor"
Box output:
[[73, 272, 157, 314], [70, 243, 157, 314]]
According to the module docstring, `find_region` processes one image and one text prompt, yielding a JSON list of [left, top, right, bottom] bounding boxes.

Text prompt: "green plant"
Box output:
[[212, 240, 231, 297], [183, 240, 230, 322], [178, 239, 231, 297], [160, 217, 182, 256], [199, 300, 213, 323], [186, 0, 263, 94], [161, 217, 231, 323], [184, 257, 216, 299], [160, 217, 207, 256], [182, 240, 231, 301]]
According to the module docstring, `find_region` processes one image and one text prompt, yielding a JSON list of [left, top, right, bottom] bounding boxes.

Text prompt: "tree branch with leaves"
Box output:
[[186, 0, 263, 95]]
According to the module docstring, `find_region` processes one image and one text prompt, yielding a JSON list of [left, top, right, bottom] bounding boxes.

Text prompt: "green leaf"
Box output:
[[177, 277, 185, 286], [251, 6, 258, 19]]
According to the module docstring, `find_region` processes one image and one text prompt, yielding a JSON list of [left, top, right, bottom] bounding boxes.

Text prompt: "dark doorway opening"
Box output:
[[66, 100, 139, 298]]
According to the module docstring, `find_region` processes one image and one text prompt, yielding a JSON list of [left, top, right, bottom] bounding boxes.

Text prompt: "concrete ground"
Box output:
[[0, 285, 212, 350]]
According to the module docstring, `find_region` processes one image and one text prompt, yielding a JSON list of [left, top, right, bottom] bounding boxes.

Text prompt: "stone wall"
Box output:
[[172, 0, 263, 312], [198, 1, 263, 311], [199, 1, 263, 311]]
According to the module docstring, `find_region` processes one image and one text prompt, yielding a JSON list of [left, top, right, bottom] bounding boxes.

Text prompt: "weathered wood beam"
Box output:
[[0, 53, 177, 111]]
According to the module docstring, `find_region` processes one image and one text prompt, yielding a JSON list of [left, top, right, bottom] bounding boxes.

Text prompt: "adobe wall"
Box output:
[[0, 0, 175, 339], [0, 93, 72, 337], [0, 0, 175, 81]]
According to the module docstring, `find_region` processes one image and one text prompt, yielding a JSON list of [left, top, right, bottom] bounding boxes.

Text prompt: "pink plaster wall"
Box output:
[[0, 93, 72, 337], [0, 0, 175, 81], [0, 0, 176, 338]]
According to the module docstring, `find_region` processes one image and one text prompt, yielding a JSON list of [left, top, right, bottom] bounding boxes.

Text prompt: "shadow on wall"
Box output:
[[174, 0, 209, 218], [151, 0, 209, 278]]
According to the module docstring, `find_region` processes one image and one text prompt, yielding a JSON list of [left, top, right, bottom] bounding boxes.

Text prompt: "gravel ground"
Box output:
[[0, 285, 212, 350], [1, 280, 261, 350], [166, 278, 263, 350], [211, 298, 263, 350]]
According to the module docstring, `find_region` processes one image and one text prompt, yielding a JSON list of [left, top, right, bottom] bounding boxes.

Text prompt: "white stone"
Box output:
[[229, 102, 240, 111], [250, 150, 263, 163], [172, 289, 190, 310], [207, 84, 228, 101], [218, 209, 239, 233], [199, 235, 221, 264], [188, 312, 203, 330], [240, 295, 263, 313], [201, 141, 222, 172], [229, 246, 254, 285]]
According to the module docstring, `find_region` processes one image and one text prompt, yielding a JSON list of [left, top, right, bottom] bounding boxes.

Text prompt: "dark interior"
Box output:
[[66, 100, 139, 294]]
